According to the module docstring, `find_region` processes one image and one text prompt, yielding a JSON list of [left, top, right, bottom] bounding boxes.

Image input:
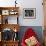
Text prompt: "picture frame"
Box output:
[[2, 10, 9, 15], [23, 8, 36, 19]]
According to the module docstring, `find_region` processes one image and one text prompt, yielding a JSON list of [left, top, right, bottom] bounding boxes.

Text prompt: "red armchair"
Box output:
[[21, 28, 41, 46]]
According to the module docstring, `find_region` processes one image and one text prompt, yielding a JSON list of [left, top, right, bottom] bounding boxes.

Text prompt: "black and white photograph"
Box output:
[[23, 8, 36, 19]]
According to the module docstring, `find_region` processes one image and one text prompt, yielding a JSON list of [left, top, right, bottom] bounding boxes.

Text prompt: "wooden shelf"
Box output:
[[0, 7, 19, 24], [0, 7, 19, 10], [1, 40, 19, 46], [0, 24, 20, 32], [0, 7, 19, 46]]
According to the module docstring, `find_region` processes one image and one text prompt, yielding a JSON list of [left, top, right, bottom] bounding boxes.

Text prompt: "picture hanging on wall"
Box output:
[[23, 8, 36, 19]]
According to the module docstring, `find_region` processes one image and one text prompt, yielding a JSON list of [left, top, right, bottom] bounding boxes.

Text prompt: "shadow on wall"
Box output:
[[18, 26, 44, 44]]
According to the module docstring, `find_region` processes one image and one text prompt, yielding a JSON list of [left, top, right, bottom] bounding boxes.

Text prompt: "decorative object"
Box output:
[[23, 8, 36, 19], [10, 11, 15, 15], [9, 10, 18, 15], [2, 10, 9, 15]]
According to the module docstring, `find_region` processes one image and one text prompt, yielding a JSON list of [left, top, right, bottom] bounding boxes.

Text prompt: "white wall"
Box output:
[[18, 0, 44, 26], [0, 0, 44, 26]]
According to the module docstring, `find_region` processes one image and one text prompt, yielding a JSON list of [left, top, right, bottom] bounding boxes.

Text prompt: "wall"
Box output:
[[18, 0, 44, 26], [0, 0, 44, 26]]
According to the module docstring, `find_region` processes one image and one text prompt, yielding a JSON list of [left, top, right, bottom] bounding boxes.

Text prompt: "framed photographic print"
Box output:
[[23, 8, 36, 19]]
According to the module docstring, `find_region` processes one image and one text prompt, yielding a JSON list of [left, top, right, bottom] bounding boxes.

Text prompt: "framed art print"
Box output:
[[23, 8, 36, 19]]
